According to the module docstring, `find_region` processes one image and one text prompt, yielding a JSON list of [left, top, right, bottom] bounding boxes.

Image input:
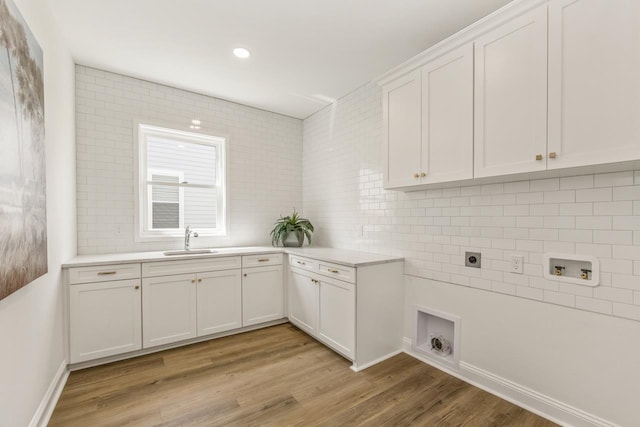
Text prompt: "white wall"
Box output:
[[0, 0, 76, 426], [303, 82, 640, 425], [75, 66, 303, 255]]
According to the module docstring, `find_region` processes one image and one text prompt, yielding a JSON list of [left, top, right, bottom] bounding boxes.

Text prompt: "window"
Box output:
[[136, 123, 226, 240]]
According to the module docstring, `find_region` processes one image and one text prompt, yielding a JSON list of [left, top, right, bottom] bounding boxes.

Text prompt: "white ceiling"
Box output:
[[50, 0, 512, 119]]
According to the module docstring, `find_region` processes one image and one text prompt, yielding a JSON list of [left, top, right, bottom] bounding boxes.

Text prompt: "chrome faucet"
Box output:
[[184, 225, 198, 250]]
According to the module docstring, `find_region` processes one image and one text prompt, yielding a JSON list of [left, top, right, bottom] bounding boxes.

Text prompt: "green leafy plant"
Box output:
[[270, 210, 314, 247]]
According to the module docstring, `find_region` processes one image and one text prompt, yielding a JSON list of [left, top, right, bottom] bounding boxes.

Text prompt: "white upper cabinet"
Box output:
[[547, 0, 640, 169], [474, 5, 549, 178], [421, 43, 474, 183], [383, 69, 422, 188]]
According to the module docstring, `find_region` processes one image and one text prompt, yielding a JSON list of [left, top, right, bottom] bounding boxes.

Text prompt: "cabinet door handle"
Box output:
[[243, 273, 247, 277], [134, 285, 139, 290], [258, 258, 269, 262], [413, 173, 420, 179], [535, 154, 543, 161], [328, 269, 339, 274], [97, 271, 116, 276], [191, 279, 196, 283], [420, 172, 426, 177], [198, 278, 202, 283], [548, 152, 557, 159]]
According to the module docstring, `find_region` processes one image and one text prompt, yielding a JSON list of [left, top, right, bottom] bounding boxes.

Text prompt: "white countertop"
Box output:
[[63, 246, 403, 268], [285, 247, 403, 267]]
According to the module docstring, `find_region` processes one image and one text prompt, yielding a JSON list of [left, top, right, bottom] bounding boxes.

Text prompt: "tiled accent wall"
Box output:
[[303, 82, 640, 322], [76, 66, 302, 254]]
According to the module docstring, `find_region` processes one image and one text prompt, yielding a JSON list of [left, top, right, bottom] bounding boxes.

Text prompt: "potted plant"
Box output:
[[270, 210, 314, 247]]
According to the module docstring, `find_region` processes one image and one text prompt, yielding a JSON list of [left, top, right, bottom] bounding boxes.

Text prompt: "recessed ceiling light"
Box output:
[[233, 47, 251, 59]]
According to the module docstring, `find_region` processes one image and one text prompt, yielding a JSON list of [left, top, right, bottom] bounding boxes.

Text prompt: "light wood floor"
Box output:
[[50, 324, 556, 426]]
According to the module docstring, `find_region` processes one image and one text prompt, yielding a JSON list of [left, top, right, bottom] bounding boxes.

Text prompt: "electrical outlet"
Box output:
[[510, 255, 524, 274]]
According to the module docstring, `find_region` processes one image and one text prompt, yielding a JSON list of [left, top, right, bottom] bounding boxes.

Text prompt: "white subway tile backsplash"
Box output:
[[594, 171, 634, 188], [575, 188, 612, 202], [594, 201, 633, 216], [77, 66, 302, 253], [303, 82, 640, 324], [560, 175, 594, 190]]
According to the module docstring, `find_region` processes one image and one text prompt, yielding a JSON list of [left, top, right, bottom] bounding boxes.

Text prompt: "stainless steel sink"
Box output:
[[163, 249, 217, 256]]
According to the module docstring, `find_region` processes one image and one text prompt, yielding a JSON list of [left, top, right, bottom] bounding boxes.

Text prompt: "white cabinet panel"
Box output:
[[474, 5, 548, 178], [318, 278, 355, 359], [383, 69, 422, 188], [197, 269, 242, 336], [242, 253, 283, 268], [142, 256, 241, 278], [242, 265, 284, 327], [69, 279, 141, 363], [142, 273, 197, 348], [548, 0, 640, 169], [288, 268, 318, 335], [421, 43, 474, 183], [68, 263, 140, 285]]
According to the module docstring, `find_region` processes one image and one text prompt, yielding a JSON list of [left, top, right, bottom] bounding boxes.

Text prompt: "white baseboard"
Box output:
[[29, 359, 69, 427], [402, 338, 617, 427], [350, 349, 403, 372]]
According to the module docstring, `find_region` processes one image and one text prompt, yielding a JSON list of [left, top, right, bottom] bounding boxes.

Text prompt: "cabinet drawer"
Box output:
[[68, 263, 141, 285], [289, 255, 318, 272], [243, 253, 283, 268], [142, 256, 241, 277], [318, 261, 356, 284]]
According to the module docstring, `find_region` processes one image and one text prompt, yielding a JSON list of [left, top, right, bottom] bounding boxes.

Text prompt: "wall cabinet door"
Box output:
[[69, 279, 142, 363], [474, 5, 548, 178], [196, 269, 242, 336], [548, 0, 640, 169], [288, 268, 318, 335], [421, 43, 474, 184], [383, 69, 422, 188], [242, 265, 284, 327], [142, 273, 197, 348], [318, 278, 355, 359]]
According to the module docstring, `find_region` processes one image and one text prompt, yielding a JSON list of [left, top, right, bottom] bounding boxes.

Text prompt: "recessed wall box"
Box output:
[[543, 253, 599, 287], [414, 306, 460, 368]]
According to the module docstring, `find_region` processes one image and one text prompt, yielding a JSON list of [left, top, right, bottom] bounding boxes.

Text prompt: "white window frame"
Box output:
[[135, 122, 227, 241]]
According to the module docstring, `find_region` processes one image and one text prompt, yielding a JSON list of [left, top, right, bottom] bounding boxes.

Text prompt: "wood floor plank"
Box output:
[[50, 324, 557, 427]]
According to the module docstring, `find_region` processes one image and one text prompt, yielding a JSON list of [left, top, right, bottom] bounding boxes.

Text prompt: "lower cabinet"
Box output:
[[288, 268, 319, 334], [242, 265, 284, 326], [288, 266, 355, 359], [142, 273, 198, 348], [69, 278, 142, 364], [318, 278, 355, 359], [287, 254, 404, 371], [197, 269, 242, 336]]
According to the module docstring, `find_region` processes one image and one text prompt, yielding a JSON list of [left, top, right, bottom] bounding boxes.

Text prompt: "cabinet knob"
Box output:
[[535, 154, 543, 161], [549, 152, 557, 159], [420, 172, 426, 177], [244, 273, 247, 277], [198, 278, 202, 283], [413, 173, 420, 179], [134, 285, 139, 290], [191, 279, 196, 283]]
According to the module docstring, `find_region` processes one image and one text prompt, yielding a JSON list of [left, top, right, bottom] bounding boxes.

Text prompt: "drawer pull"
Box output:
[[258, 258, 270, 262], [297, 261, 306, 265], [328, 269, 339, 274], [97, 271, 117, 276], [311, 279, 319, 284]]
